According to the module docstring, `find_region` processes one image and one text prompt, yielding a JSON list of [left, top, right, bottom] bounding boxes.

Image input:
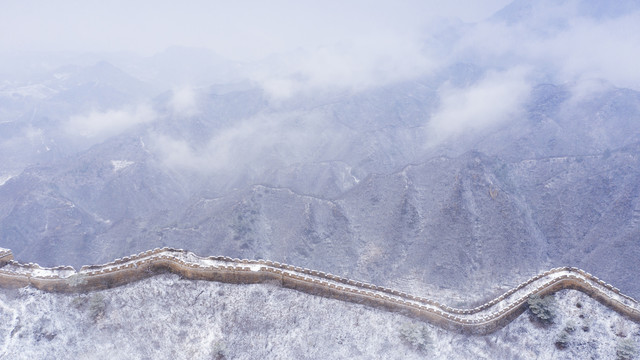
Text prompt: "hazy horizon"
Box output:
[[2, 0, 512, 59]]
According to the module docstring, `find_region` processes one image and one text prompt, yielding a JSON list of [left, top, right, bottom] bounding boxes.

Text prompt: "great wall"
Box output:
[[0, 246, 638, 334]]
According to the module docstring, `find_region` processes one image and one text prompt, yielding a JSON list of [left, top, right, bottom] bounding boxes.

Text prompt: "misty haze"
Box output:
[[0, 0, 639, 359]]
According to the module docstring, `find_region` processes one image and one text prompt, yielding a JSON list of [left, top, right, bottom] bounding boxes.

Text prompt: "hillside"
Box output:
[[1, 0, 640, 357], [0, 272, 638, 359]]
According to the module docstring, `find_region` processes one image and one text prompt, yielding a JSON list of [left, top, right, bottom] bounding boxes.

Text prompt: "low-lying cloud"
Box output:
[[251, 39, 436, 100], [427, 67, 532, 143], [168, 87, 200, 117], [246, 0, 640, 103], [445, 1, 640, 91], [65, 104, 156, 139], [150, 111, 347, 177], [5, 0, 640, 183]]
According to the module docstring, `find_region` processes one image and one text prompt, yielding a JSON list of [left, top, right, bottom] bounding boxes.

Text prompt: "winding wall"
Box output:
[[0, 246, 638, 334]]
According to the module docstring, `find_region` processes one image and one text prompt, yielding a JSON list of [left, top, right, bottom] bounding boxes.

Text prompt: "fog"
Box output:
[[1, 1, 510, 58], [448, 1, 640, 90], [65, 104, 156, 139], [427, 67, 532, 144], [1, 0, 639, 181]]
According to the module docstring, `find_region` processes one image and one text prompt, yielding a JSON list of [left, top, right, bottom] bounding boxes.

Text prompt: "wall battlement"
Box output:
[[0, 248, 13, 267], [0, 247, 638, 334]]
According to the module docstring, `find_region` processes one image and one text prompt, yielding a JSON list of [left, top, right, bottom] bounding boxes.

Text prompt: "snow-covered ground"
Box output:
[[0, 275, 637, 359], [110, 160, 135, 172], [0, 174, 14, 187]]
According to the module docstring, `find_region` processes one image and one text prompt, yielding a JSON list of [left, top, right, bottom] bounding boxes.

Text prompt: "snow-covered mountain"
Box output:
[[0, 0, 639, 357], [0, 274, 637, 359], [1, 66, 638, 303]]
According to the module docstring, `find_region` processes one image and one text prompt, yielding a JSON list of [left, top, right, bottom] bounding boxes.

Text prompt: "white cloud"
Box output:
[[564, 78, 614, 105], [151, 111, 346, 176], [250, 34, 437, 100], [65, 104, 156, 139], [536, 14, 640, 90], [6, 0, 640, 169], [168, 87, 199, 117], [242, 1, 640, 101], [446, 3, 640, 91], [427, 67, 532, 143]]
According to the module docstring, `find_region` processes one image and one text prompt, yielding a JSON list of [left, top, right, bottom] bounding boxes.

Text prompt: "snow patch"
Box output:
[[0, 175, 14, 186], [347, 166, 360, 184], [248, 264, 262, 272], [111, 160, 135, 172]]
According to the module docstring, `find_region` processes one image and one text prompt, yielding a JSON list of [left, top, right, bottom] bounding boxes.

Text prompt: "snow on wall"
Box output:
[[0, 248, 12, 265], [0, 247, 638, 334]]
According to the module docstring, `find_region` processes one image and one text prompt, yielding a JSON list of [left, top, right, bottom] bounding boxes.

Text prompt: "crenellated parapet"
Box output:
[[0, 248, 12, 265], [0, 247, 638, 334]]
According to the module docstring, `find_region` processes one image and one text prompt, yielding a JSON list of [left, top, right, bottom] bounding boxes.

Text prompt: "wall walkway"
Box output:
[[0, 246, 638, 334]]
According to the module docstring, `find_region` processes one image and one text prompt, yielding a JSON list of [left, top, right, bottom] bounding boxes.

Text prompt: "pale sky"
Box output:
[[1, 0, 511, 60]]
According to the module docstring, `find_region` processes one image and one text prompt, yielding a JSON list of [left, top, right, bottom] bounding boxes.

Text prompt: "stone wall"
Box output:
[[0, 247, 638, 334]]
